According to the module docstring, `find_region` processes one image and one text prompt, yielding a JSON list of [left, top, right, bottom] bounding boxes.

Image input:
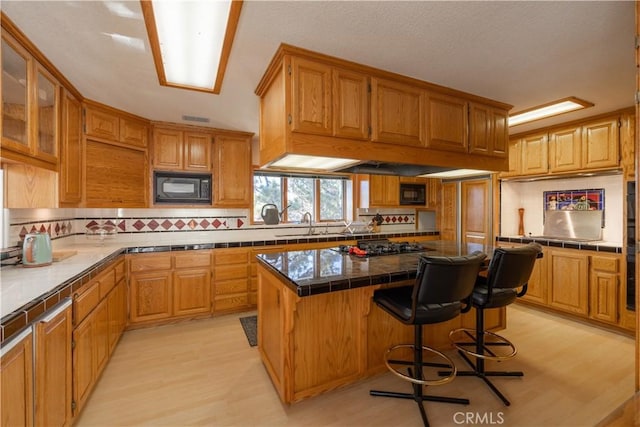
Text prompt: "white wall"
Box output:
[[500, 174, 623, 245]]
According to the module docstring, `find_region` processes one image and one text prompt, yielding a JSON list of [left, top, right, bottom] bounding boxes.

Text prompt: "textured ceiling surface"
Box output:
[[2, 1, 635, 137]]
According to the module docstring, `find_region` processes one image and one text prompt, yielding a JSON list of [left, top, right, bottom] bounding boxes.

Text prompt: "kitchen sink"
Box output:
[[274, 232, 342, 238]]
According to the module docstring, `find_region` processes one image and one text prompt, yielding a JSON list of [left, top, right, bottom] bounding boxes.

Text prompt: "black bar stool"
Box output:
[[369, 251, 487, 427], [446, 242, 542, 406]]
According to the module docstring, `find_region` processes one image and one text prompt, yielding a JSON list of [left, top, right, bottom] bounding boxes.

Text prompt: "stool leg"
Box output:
[[370, 325, 469, 427], [441, 308, 522, 406]]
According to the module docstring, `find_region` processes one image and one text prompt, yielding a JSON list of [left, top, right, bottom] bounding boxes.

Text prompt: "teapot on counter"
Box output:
[[22, 232, 52, 267], [260, 204, 291, 225]]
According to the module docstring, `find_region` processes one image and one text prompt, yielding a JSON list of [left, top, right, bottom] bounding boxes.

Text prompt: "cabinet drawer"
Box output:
[[591, 256, 619, 273], [129, 254, 172, 272], [74, 281, 100, 325], [214, 264, 249, 281], [214, 294, 248, 311], [215, 279, 248, 295], [98, 269, 116, 300], [174, 251, 211, 269], [214, 250, 249, 265]]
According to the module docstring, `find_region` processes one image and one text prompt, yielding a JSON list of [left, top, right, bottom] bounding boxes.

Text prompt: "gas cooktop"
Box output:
[[334, 239, 433, 257]]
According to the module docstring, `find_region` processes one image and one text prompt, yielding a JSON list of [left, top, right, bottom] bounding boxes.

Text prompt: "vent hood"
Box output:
[[335, 161, 454, 176]]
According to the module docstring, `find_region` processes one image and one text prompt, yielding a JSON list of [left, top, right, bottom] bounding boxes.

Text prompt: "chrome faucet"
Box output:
[[301, 212, 313, 235]]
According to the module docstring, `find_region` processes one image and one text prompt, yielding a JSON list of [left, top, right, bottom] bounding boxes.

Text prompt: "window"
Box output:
[[253, 172, 349, 223]]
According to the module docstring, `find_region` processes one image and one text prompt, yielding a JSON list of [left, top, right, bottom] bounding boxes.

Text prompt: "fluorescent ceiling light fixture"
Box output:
[[269, 154, 360, 171], [420, 169, 492, 178], [141, 0, 243, 93], [509, 97, 593, 127]]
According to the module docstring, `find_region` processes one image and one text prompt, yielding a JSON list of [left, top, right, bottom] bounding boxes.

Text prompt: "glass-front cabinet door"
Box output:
[[1, 33, 31, 154], [35, 65, 58, 161], [1, 31, 59, 165]]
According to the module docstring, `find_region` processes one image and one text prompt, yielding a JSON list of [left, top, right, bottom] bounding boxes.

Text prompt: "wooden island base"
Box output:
[[257, 263, 504, 404]]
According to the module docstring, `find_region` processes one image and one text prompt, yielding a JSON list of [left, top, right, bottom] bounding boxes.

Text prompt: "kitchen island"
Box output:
[[255, 240, 505, 404]]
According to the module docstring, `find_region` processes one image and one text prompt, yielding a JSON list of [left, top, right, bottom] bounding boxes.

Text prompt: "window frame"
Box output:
[[252, 171, 349, 224]]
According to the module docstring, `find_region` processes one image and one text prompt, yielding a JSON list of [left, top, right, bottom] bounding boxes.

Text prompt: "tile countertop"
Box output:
[[0, 230, 440, 321], [496, 236, 623, 253], [256, 240, 496, 297]]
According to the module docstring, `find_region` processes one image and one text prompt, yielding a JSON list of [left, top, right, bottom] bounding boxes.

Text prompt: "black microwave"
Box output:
[[154, 171, 212, 205], [399, 183, 426, 205]]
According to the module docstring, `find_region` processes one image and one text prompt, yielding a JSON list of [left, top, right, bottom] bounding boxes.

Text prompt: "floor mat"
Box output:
[[239, 315, 257, 347]]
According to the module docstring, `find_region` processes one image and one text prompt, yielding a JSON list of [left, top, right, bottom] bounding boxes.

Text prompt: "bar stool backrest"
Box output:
[[485, 243, 543, 292], [412, 251, 487, 316]]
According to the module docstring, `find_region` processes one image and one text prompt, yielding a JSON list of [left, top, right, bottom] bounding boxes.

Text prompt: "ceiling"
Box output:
[[2, 1, 635, 141]]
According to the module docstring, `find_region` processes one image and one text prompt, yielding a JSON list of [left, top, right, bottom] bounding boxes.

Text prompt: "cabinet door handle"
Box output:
[[38, 297, 72, 323], [0, 327, 33, 357]]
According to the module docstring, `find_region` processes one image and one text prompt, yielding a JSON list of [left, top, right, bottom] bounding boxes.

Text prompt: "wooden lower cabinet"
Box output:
[[129, 270, 173, 323], [35, 301, 73, 427], [128, 251, 212, 325], [503, 244, 628, 330], [497, 243, 547, 305], [213, 248, 251, 313], [72, 258, 126, 417], [588, 255, 620, 325], [547, 249, 589, 316], [1, 329, 34, 427], [257, 263, 505, 404], [73, 313, 96, 415]]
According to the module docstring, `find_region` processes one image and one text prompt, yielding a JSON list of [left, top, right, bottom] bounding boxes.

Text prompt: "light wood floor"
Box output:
[[74, 305, 636, 427]]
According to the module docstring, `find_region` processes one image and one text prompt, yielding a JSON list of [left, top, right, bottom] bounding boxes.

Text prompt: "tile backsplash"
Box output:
[[3, 207, 418, 248]]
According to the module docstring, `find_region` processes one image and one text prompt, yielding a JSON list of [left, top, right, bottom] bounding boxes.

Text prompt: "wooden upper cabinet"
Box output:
[[468, 103, 508, 158], [502, 115, 620, 179], [184, 132, 211, 171], [370, 77, 424, 146], [120, 119, 148, 148], [369, 175, 399, 207], [152, 128, 183, 169], [1, 33, 31, 156], [34, 65, 59, 163], [582, 118, 619, 169], [84, 104, 148, 148], [425, 92, 467, 152], [332, 68, 369, 139], [152, 128, 211, 172], [59, 89, 83, 206], [85, 107, 120, 141], [213, 135, 252, 207], [550, 118, 619, 172], [549, 126, 582, 173], [520, 133, 549, 175], [1, 32, 60, 168], [499, 138, 521, 178], [290, 57, 332, 136]]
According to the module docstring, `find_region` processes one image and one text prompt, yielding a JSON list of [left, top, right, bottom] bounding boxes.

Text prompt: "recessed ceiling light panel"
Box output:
[[509, 97, 593, 127]]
